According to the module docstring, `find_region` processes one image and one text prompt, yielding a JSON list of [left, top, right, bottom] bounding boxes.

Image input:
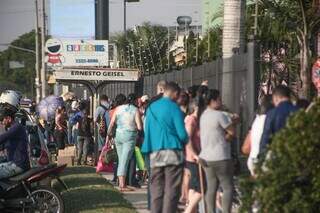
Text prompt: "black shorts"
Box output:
[[185, 161, 206, 193], [54, 130, 66, 150]]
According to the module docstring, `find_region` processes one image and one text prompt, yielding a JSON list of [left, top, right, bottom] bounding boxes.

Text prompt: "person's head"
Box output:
[[0, 108, 16, 128], [127, 93, 137, 106], [272, 85, 291, 106], [100, 95, 109, 108], [115, 94, 126, 106], [56, 106, 66, 114], [258, 95, 273, 115], [296, 98, 310, 109], [195, 85, 209, 118], [79, 101, 87, 112], [157, 80, 167, 95], [205, 89, 222, 110], [187, 85, 200, 99], [163, 82, 181, 101], [177, 91, 190, 107]]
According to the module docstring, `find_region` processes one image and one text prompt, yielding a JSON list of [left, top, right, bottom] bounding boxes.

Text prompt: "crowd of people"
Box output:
[[0, 79, 310, 213]]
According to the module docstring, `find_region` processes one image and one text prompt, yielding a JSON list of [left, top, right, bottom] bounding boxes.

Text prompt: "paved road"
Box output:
[[102, 173, 149, 213]]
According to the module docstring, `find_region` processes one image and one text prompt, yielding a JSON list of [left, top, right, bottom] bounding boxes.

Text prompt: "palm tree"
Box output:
[[222, 0, 246, 109]]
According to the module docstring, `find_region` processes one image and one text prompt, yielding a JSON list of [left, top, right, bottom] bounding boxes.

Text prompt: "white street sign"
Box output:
[[54, 68, 140, 81]]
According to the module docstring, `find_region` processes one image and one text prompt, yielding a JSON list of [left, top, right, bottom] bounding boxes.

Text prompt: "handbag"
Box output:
[[241, 130, 251, 155], [104, 138, 118, 164]]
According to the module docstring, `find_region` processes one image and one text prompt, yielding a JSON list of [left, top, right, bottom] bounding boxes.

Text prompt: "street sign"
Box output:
[[45, 39, 108, 68], [312, 58, 320, 95], [54, 68, 140, 81]]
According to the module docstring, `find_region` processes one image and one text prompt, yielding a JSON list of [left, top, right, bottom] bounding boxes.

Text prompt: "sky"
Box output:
[[0, 0, 201, 51]]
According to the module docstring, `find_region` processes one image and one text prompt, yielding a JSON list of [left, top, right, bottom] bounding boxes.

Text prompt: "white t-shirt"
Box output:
[[199, 108, 232, 162], [249, 114, 266, 159]]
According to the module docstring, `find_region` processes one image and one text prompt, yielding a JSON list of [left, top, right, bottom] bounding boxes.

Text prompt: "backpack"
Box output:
[[98, 105, 108, 138], [79, 116, 91, 136]]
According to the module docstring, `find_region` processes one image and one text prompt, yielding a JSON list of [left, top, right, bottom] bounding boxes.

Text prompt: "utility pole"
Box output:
[[35, 0, 41, 103], [40, 0, 46, 98], [167, 26, 170, 70], [124, 0, 127, 37]]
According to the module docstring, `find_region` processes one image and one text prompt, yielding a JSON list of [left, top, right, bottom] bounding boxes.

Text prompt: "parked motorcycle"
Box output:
[[0, 163, 67, 213]]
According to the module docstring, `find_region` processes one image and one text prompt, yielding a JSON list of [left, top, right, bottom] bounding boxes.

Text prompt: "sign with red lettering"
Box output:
[[54, 68, 140, 81], [312, 58, 320, 94]]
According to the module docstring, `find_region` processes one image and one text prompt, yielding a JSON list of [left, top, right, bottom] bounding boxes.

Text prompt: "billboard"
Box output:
[[54, 68, 140, 81], [49, 0, 95, 39], [45, 39, 109, 67]]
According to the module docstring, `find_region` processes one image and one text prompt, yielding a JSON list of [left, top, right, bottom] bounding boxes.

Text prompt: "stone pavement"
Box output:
[[102, 173, 149, 213]]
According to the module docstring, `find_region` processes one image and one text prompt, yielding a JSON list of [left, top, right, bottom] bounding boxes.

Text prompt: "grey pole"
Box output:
[[35, 0, 41, 103], [124, 0, 126, 37], [167, 26, 170, 70], [40, 0, 47, 98]]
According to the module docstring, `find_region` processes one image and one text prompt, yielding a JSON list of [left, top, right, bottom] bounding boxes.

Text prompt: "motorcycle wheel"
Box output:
[[25, 186, 64, 213]]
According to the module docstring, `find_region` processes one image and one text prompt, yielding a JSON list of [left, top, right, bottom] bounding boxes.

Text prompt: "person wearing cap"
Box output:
[[0, 107, 29, 179]]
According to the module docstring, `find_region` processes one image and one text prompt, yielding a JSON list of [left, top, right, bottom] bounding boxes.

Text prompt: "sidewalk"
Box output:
[[102, 173, 149, 213]]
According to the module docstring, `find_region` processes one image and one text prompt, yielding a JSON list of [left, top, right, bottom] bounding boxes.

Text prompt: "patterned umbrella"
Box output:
[[37, 95, 64, 121]]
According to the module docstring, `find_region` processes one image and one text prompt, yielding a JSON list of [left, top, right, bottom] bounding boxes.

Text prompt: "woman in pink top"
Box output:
[[184, 87, 207, 213]]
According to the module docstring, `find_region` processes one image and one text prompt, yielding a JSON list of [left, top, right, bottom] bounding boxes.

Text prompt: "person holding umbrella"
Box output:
[[54, 106, 67, 150]]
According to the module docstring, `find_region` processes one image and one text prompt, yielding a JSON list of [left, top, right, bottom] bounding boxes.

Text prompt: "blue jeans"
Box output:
[[0, 162, 23, 179], [115, 140, 135, 177]]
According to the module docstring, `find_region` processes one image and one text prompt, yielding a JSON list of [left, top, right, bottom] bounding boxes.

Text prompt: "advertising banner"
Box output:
[[54, 68, 140, 81], [45, 39, 109, 67], [312, 58, 320, 95]]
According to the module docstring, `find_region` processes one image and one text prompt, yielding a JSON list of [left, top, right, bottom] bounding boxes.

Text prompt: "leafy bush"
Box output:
[[240, 99, 320, 213]]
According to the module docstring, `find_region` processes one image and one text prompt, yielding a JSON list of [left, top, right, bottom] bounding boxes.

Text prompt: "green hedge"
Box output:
[[240, 99, 320, 213]]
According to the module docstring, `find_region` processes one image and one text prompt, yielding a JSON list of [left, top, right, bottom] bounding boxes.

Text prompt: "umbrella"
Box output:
[[37, 95, 64, 121], [61, 92, 75, 101]]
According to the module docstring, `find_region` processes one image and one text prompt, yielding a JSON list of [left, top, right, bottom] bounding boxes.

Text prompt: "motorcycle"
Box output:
[[0, 163, 67, 213]]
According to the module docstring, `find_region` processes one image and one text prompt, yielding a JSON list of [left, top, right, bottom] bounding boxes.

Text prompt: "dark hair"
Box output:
[[127, 93, 137, 106], [187, 85, 200, 99], [165, 81, 181, 94], [115, 94, 126, 106], [196, 85, 209, 121], [296, 98, 310, 109], [258, 95, 273, 114], [204, 89, 220, 105], [178, 91, 190, 107], [273, 85, 291, 98], [79, 101, 87, 111], [0, 107, 15, 121], [100, 95, 108, 102]]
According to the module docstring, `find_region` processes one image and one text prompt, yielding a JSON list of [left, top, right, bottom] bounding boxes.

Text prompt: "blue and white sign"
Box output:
[[45, 39, 109, 67]]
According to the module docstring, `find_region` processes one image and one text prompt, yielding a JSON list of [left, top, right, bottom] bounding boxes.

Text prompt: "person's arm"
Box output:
[[219, 112, 235, 142], [185, 118, 198, 160], [135, 110, 143, 131], [107, 110, 117, 136], [259, 111, 274, 155], [172, 105, 188, 144], [55, 114, 64, 130], [0, 124, 21, 145]]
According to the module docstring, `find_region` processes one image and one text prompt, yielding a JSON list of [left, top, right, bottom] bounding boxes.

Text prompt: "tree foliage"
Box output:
[[240, 99, 320, 212], [0, 31, 36, 97], [247, 0, 320, 98]]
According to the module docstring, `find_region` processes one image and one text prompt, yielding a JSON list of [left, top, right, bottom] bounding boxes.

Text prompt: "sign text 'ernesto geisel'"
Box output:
[[54, 68, 140, 81], [45, 39, 108, 67]]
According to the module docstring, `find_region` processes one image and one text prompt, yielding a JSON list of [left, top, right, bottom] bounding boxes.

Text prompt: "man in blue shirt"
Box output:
[[142, 82, 188, 213], [0, 108, 29, 179], [260, 85, 299, 154]]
